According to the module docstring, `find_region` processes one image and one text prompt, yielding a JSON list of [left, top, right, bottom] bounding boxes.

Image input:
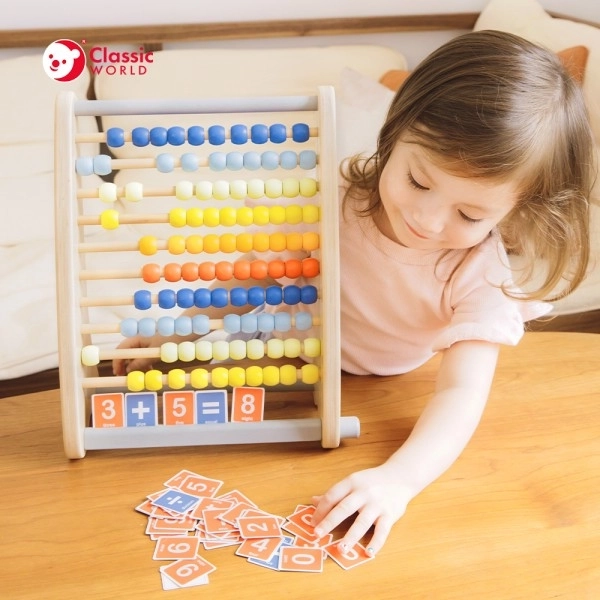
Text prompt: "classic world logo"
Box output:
[[42, 39, 86, 81]]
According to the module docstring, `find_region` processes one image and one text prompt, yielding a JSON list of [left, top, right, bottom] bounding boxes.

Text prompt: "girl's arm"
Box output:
[[311, 339, 500, 555]]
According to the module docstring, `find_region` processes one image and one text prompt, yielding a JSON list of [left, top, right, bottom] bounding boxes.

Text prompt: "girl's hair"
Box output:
[[344, 30, 596, 301]]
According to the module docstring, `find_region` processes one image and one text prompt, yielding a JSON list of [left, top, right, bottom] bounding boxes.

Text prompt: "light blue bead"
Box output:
[[209, 152, 227, 171], [75, 156, 94, 176], [257, 313, 275, 333], [274, 312, 292, 332], [157, 316, 175, 336], [241, 313, 258, 333], [192, 314, 210, 335], [156, 153, 175, 173], [93, 154, 112, 176], [180, 153, 199, 172], [223, 314, 241, 334], [261, 151, 279, 170], [175, 315, 193, 336], [299, 150, 317, 170], [280, 151, 298, 170], [243, 152, 261, 170], [138, 317, 157, 337], [120, 317, 138, 337], [294, 311, 313, 331], [226, 152, 244, 171]]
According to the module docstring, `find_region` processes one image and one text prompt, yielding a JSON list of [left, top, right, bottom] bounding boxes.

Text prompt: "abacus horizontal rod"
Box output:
[[83, 417, 360, 449], [73, 96, 319, 117]]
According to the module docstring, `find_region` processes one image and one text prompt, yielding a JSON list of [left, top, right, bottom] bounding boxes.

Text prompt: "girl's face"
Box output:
[[377, 140, 519, 250]]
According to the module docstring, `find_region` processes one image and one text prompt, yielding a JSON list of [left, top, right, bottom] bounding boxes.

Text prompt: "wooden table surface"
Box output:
[[1, 332, 598, 599]]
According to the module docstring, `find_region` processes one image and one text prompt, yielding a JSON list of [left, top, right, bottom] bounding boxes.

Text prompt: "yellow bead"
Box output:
[[302, 232, 320, 251], [81, 345, 100, 366], [236, 207, 254, 227], [125, 181, 143, 202], [212, 340, 230, 361], [286, 233, 304, 252], [285, 204, 303, 225], [282, 178, 300, 198], [266, 338, 284, 359], [191, 368, 209, 389], [236, 233, 254, 253], [246, 339, 265, 360], [139, 235, 158, 256], [167, 235, 186, 255], [228, 366, 246, 388], [100, 209, 119, 230], [99, 182, 117, 203], [127, 370, 145, 392], [253, 205, 270, 226], [303, 338, 321, 358], [203, 207, 220, 227], [220, 233, 237, 253], [301, 363, 320, 385], [283, 338, 302, 358], [160, 342, 178, 363], [175, 180, 194, 200], [195, 340, 213, 362], [195, 180, 213, 200], [262, 365, 280, 386], [246, 365, 263, 387], [229, 339, 247, 360], [268, 205, 286, 225], [186, 207, 203, 227], [167, 368, 186, 390], [145, 369, 163, 391], [247, 178, 265, 199], [279, 364, 297, 386], [269, 232, 287, 252], [169, 208, 187, 228], [178, 341, 196, 362], [220, 207, 237, 227], [302, 204, 320, 224], [265, 178, 283, 199], [230, 180, 248, 200], [253, 233, 270, 252], [211, 366, 229, 388], [213, 180, 230, 200], [186, 235, 203, 253], [300, 178, 317, 197], [203, 234, 220, 254]]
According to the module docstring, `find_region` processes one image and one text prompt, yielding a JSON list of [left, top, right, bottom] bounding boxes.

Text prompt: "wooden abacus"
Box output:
[[54, 88, 359, 459]]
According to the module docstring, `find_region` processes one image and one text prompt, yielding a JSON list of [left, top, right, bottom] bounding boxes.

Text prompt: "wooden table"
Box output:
[[1, 332, 598, 599]]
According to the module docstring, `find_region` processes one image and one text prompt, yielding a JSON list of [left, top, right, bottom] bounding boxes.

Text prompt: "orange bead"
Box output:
[[215, 261, 234, 281], [285, 259, 303, 279], [141, 263, 161, 283], [198, 261, 216, 281], [267, 259, 286, 279], [181, 262, 199, 282], [233, 259, 251, 280], [163, 262, 182, 282], [249, 260, 268, 280], [302, 257, 320, 278]]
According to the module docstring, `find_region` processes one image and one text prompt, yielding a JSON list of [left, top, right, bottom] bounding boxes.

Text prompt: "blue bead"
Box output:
[[177, 288, 195, 308], [175, 315, 193, 336], [265, 286, 283, 305], [226, 152, 244, 171], [251, 124, 268, 144], [138, 317, 157, 337], [230, 287, 248, 307], [187, 126, 205, 145], [261, 151, 279, 170], [248, 286, 265, 306], [280, 151, 298, 170], [243, 152, 261, 170], [158, 289, 176, 309], [150, 127, 168, 146], [299, 150, 317, 170], [241, 313, 258, 333], [167, 126, 186, 146], [283, 285, 301, 305], [120, 317, 138, 337], [294, 311, 312, 330], [231, 124, 248, 145], [274, 312, 291, 332], [301, 285, 318, 304], [194, 288, 211, 308], [269, 123, 287, 143], [157, 316, 175, 336], [93, 154, 112, 176], [208, 125, 226, 145], [133, 290, 152, 310], [180, 153, 199, 172], [208, 152, 226, 171], [292, 123, 310, 143], [75, 156, 93, 176], [257, 313, 275, 333], [211, 287, 229, 308], [223, 314, 241, 334], [156, 153, 175, 173], [192, 314, 210, 335], [106, 127, 125, 148], [132, 127, 150, 146]]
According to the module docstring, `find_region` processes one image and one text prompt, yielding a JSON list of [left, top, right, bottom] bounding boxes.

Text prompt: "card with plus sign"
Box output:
[[125, 392, 158, 427]]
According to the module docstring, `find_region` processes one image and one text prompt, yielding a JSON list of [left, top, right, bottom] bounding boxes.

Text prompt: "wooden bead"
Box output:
[[190, 368, 209, 389], [167, 369, 186, 390], [127, 370, 145, 392], [100, 209, 119, 230]]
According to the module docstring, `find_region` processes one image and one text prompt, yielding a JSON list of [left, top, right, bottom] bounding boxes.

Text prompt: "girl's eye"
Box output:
[[458, 211, 482, 224], [407, 171, 429, 191]]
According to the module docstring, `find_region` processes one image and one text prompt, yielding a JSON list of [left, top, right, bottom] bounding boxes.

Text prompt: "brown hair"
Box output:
[[344, 30, 596, 301]]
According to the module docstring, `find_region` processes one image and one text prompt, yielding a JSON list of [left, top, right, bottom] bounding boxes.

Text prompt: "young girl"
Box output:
[[114, 31, 595, 556]]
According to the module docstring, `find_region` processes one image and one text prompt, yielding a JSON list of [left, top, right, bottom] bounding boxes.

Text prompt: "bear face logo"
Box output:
[[43, 39, 86, 82]]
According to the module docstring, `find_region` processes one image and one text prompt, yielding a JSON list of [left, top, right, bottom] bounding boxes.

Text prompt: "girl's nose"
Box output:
[[413, 206, 445, 234]]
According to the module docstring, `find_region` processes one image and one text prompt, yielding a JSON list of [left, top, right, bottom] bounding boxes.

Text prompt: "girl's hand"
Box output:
[[112, 335, 157, 376], [311, 464, 414, 557]]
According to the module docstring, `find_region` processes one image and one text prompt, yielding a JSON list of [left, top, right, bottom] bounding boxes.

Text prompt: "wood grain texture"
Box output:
[[1, 332, 598, 599]]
